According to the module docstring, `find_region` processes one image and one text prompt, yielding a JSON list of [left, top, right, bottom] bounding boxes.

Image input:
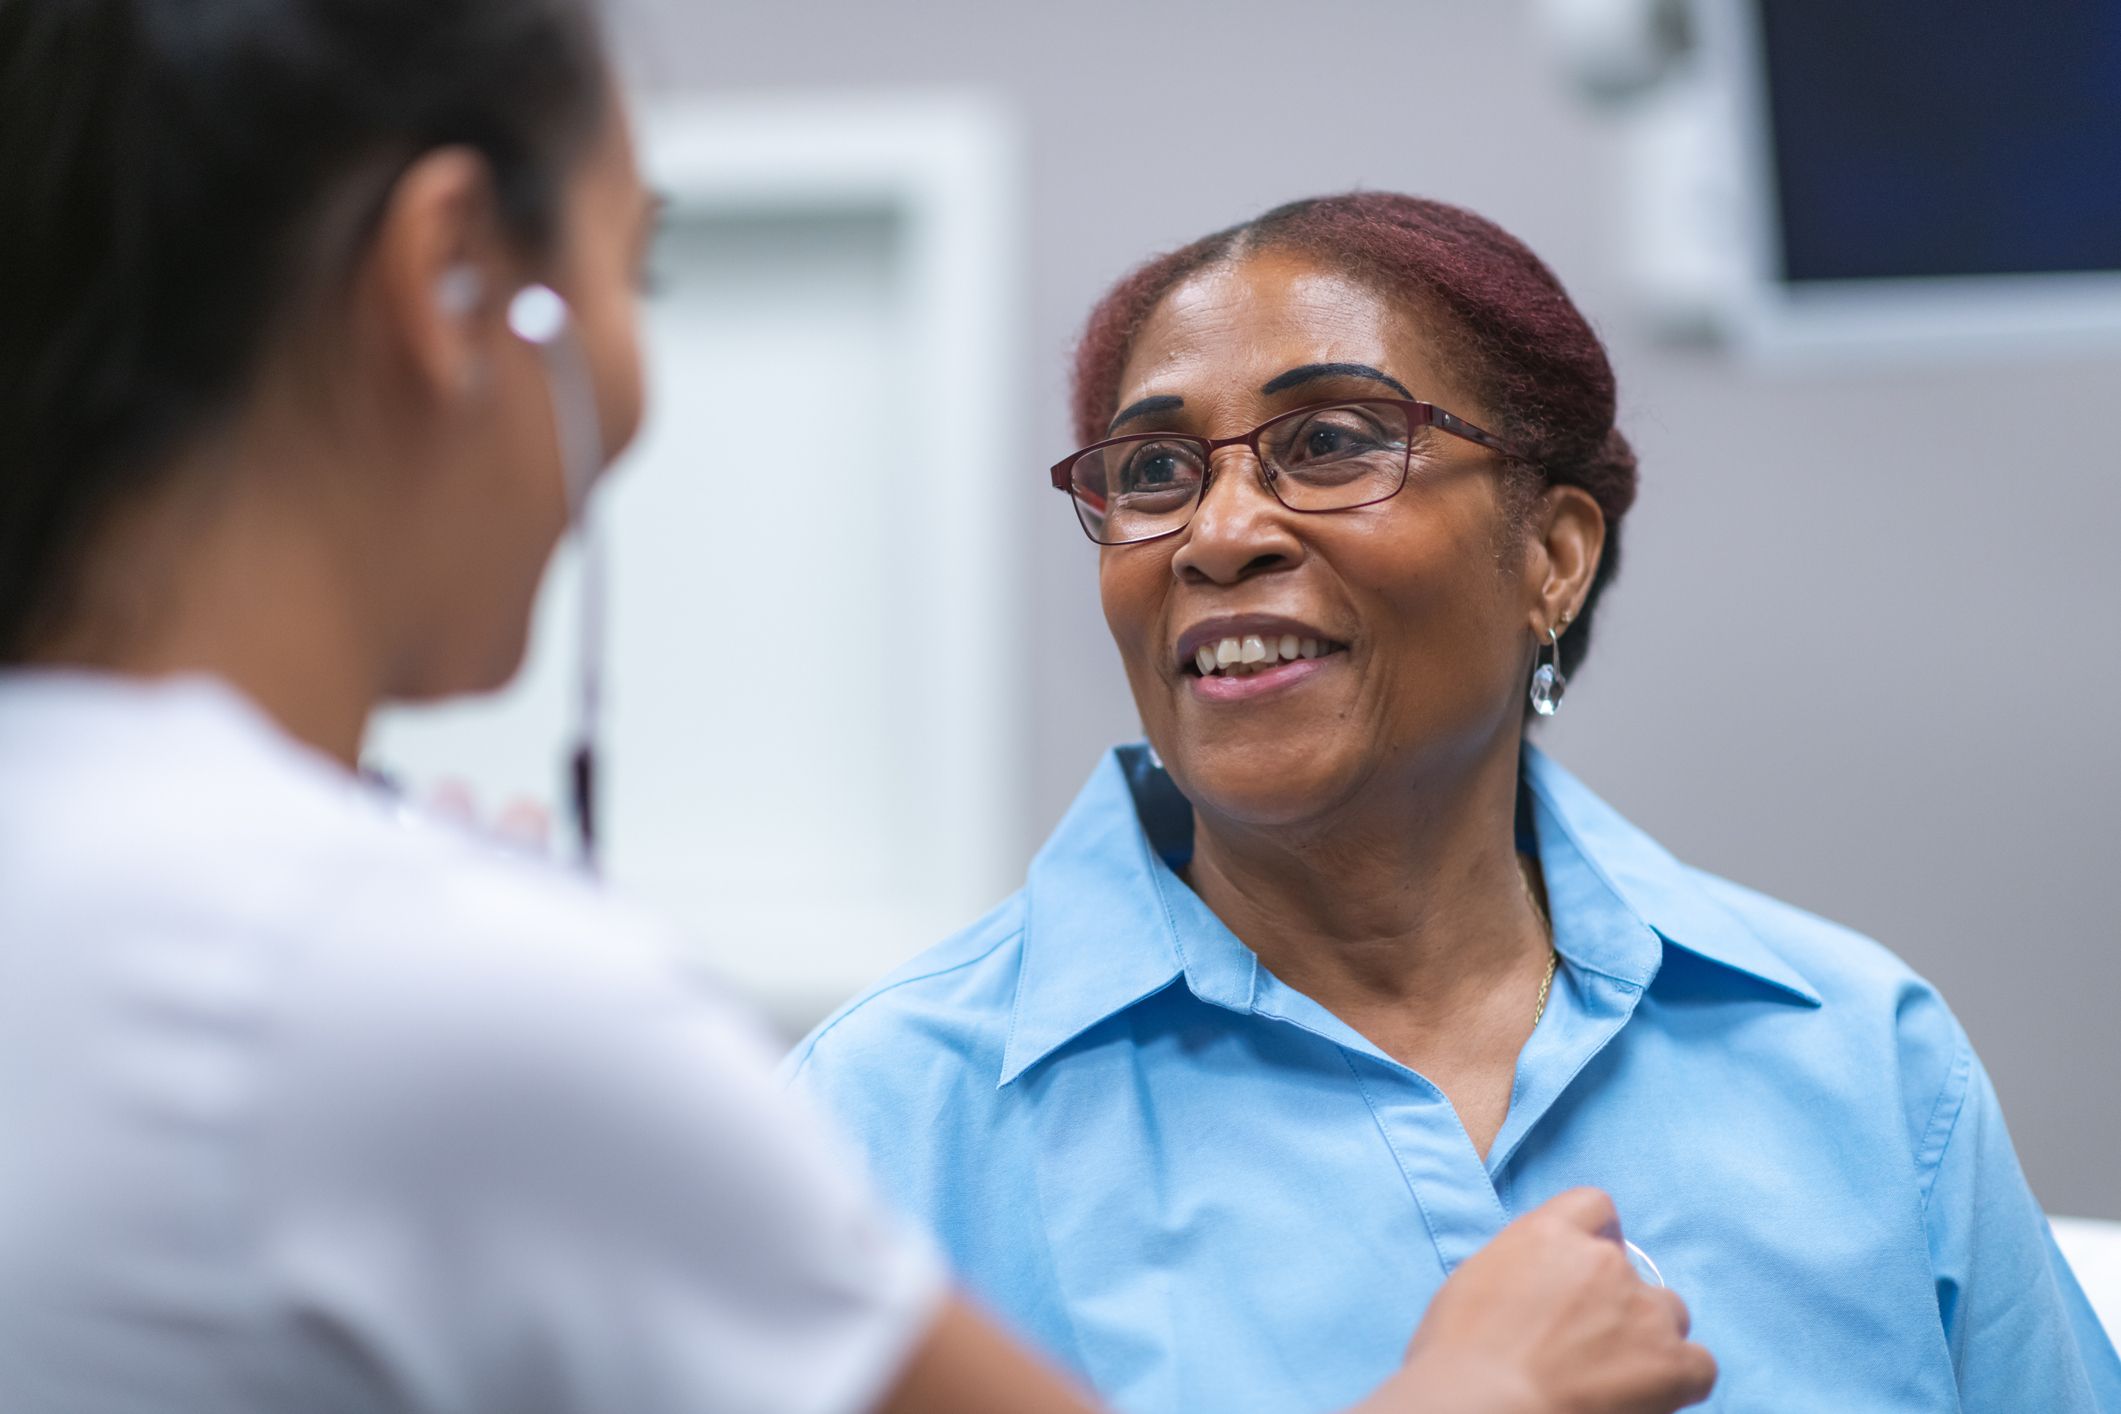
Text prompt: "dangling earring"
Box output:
[[1529, 621, 1568, 717]]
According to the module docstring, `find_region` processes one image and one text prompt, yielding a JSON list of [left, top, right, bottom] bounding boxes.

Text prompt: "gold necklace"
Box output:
[[1531, 945, 1559, 1027], [1519, 854, 1561, 1028]]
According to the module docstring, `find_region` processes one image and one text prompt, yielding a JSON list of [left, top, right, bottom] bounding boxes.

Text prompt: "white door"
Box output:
[[368, 97, 1022, 1034]]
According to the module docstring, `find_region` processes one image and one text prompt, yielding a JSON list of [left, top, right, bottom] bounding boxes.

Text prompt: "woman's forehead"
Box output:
[[1115, 251, 1453, 409]]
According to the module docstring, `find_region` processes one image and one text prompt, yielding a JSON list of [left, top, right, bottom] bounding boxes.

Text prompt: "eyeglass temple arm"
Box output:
[[1430, 405, 1524, 460]]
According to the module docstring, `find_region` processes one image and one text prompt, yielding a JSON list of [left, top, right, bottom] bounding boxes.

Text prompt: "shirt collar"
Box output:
[[1002, 746, 1200, 1086], [1521, 746, 1821, 1007], [1001, 743, 1819, 1086]]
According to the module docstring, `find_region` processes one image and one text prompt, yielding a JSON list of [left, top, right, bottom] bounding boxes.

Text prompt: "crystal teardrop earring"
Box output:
[[1529, 624, 1567, 717]]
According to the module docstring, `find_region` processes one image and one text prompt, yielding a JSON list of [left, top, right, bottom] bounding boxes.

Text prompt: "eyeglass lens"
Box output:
[[1069, 400, 1418, 545]]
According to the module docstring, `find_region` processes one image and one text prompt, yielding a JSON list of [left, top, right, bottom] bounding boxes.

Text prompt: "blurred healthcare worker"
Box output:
[[0, 2, 1715, 1411]]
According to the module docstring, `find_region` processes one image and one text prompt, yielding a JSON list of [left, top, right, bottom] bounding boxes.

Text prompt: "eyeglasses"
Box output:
[[1050, 397, 1523, 546]]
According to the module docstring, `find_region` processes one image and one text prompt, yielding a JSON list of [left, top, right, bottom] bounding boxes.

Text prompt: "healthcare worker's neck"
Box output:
[[36, 433, 396, 769]]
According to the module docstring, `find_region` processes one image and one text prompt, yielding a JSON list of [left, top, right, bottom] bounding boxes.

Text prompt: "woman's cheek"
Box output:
[[590, 303, 647, 460], [1098, 557, 1154, 655]]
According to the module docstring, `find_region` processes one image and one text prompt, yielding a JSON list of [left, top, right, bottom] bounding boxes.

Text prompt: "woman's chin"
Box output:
[[1164, 742, 1362, 832], [461, 630, 534, 699], [388, 623, 533, 705]]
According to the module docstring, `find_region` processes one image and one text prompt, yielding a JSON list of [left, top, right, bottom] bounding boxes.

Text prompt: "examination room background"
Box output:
[[597, 0, 2121, 1220]]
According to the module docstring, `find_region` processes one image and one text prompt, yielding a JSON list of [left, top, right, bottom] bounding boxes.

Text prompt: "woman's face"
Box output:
[[1097, 248, 1574, 829]]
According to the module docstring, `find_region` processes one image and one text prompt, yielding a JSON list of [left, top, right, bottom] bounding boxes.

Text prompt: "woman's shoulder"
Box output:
[[274, 823, 757, 1100], [1685, 867, 1939, 1003], [1682, 865, 1975, 1151], [782, 891, 1030, 1097], [1528, 747, 1964, 1059]]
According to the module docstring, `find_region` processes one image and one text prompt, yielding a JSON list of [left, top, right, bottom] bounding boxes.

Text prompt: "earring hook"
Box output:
[[1529, 620, 1568, 717]]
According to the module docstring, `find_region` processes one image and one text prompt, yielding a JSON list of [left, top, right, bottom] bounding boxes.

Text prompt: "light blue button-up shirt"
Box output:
[[789, 745, 2120, 1412]]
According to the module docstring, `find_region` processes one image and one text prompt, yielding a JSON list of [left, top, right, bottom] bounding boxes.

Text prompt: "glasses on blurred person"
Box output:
[[1051, 398, 1524, 546]]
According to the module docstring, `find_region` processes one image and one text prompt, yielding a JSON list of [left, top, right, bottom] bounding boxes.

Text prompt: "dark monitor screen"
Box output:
[[1756, 1, 2121, 284]]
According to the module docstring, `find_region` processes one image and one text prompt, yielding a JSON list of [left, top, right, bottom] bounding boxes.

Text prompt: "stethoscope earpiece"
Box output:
[[507, 283, 570, 346], [423, 268, 602, 871], [433, 267, 570, 346]]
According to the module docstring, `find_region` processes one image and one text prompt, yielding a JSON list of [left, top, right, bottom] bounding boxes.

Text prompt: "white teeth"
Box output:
[[1193, 631, 1338, 676]]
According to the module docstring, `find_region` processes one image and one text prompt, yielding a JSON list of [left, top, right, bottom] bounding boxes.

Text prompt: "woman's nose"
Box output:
[[1170, 448, 1303, 586]]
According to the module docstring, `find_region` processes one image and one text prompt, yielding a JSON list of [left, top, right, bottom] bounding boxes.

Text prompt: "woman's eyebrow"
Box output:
[[1260, 363, 1414, 399], [1107, 394, 1185, 434]]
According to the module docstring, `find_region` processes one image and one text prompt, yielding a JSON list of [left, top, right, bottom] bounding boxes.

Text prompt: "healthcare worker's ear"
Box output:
[[361, 145, 520, 401]]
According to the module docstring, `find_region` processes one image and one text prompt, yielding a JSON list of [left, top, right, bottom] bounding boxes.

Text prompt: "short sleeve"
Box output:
[[1922, 1037, 2121, 1411], [252, 896, 949, 1414]]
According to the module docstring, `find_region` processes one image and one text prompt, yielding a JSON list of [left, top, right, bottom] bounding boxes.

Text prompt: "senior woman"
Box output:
[[789, 193, 2121, 1413]]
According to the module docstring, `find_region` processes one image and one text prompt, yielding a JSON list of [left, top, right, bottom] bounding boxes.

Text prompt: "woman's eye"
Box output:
[[1306, 426, 1355, 457], [1290, 416, 1385, 462], [1119, 444, 1199, 493]]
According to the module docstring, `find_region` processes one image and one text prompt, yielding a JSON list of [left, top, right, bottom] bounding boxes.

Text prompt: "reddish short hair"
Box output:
[[1069, 192, 1637, 680]]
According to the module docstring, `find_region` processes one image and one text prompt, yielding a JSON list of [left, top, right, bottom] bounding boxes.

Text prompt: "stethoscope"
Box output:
[[367, 275, 607, 872], [386, 268, 615, 873], [502, 281, 608, 874]]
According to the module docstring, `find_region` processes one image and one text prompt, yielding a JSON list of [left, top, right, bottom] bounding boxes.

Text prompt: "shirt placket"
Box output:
[[1252, 958, 1651, 1274], [1343, 1049, 1510, 1272]]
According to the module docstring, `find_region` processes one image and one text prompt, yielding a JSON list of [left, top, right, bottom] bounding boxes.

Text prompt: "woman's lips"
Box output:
[[1187, 653, 1338, 702]]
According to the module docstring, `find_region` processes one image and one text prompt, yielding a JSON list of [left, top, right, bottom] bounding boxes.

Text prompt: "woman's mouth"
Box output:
[[1187, 632, 1340, 678], [1182, 632, 1348, 701]]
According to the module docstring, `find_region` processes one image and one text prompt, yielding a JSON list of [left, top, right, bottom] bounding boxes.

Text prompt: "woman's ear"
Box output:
[[358, 146, 514, 402], [1527, 485, 1606, 631]]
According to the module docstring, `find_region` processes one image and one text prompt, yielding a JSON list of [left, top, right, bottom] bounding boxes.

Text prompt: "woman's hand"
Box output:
[[1359, 1188, 1715, 1414]]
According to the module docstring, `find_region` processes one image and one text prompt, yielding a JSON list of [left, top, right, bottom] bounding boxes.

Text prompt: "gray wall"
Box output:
[[619, 0, 2121, 1218]]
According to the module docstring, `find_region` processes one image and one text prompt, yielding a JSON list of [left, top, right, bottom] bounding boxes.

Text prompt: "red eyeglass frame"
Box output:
[[1048, 397, 1526, 545]]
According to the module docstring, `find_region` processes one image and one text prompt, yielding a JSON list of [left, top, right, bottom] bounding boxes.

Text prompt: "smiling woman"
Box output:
[[788, 191, 2121, 1413]]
